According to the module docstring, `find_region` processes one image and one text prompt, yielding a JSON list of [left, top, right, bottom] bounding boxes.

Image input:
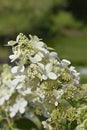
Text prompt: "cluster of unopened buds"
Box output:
[[0, 33, 82, 130]]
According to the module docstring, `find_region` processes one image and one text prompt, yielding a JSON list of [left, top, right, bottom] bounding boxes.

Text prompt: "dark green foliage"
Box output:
[[0, 0, 84, 39], [15, 118, 38, 130], [68, 0, 87, 22]]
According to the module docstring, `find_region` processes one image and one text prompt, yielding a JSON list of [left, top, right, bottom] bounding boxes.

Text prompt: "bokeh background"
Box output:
[[0, 0, 87, 83]]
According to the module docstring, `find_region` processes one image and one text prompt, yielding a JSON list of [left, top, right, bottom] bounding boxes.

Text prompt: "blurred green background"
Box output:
[[0, 0, 87, 83]]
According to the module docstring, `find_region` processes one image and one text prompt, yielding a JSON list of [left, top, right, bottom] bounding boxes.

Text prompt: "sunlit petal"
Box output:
[[45, 63, 52, 73], [48, 72, 57, 80]]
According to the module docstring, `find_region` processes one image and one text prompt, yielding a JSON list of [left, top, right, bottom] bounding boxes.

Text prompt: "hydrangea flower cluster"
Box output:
[[0, 33, 87, 130]]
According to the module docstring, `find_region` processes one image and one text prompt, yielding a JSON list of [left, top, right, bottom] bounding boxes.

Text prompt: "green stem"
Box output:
[[5, 111, 14, 130]]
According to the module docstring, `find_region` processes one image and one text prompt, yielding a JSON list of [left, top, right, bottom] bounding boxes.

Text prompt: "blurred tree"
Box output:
[[0, 0, 53, 37], [68, 0, 87, 22], [0, 0, 72, 40], [0, 0, 85, 42]]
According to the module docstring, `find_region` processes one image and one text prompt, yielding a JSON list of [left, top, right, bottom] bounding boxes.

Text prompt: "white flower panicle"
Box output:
[[0, 33, 80, 130]]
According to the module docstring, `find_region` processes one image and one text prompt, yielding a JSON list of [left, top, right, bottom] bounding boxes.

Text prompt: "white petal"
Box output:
[[53, 89, 64, 99], [38, 52, 44, 58], [38, 41, 44, 47], [12, 79, 19, 86], [9, 50, 21, 62], [55, 101, 58, 106], [20, 66, 25, 72], [15, 75, 26, 82], [19, 101, 27, 113], [5, 95, 10, 100], [48, 72, 57, 80], [69, 66, 75, 71], [9, 105, 18, 118], [61, 59, 71, 67], [18, 88, 31, 96], [39, 48, 49, 54], [29, 54, 42, 63], [9, 54, 14, 60], [19, 108, 25, 113], [32, 35, 40, 41], [23, 88, 31, 95], [16, 83, 23, 89], [45, 63, 52, 73], [34, 54, 42, 62], [11, 66, 19, 73], [42, 74, 47, 80], [29, 57, 37, 63], [47, 47, 54, 50], [32, 40, 44, 48], [0, 98, 4, 106], [16, 34, 21, 42], [22, 100, 28, 107], [8, 40, 17, 46], [49, 52, 57, 58], [37, 63, 44, 71], [10, 112, 16, 118]]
